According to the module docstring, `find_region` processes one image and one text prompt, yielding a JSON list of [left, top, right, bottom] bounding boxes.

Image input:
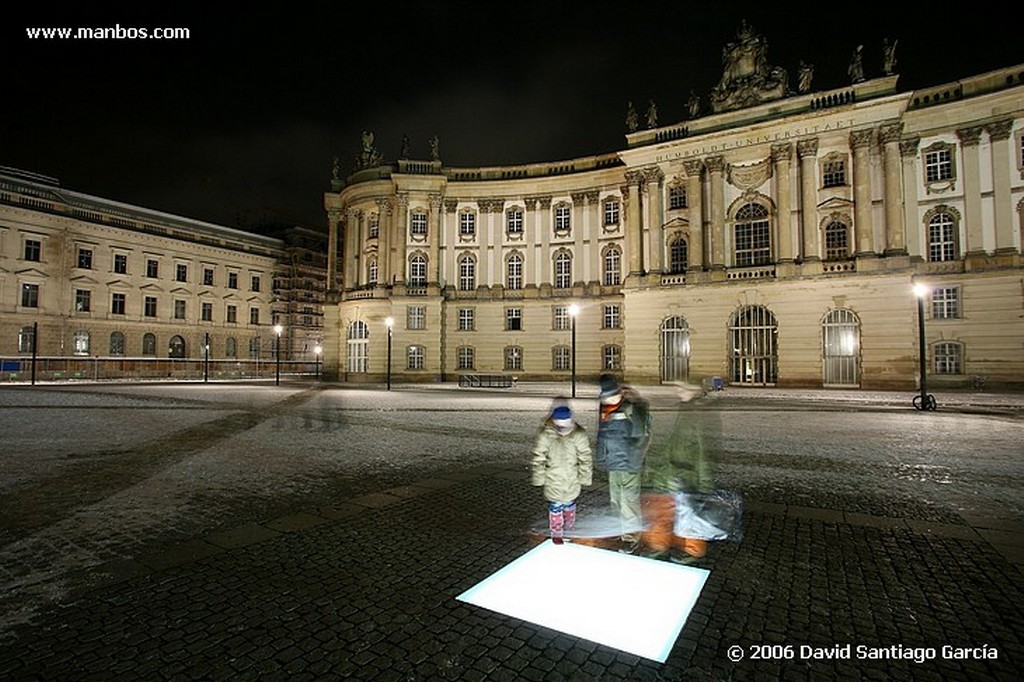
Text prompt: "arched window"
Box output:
[[728, 305, 778, 385], [669, 236, 688, 274], [408, 254, 427, 287], [168, 335, 186, 358], [660, 316, 690, 382], [734, 203, 771, 266], [73, 331, 90, 356], [506, 252, 523, 290], [824, 221, 850, 261], [142, 333, 156, 356], [109, 331, 125, 356], [225, 337, 237, 358], [346, 321, 369, 373], [822, 309, 860, 386], [554, 251, 572, 289], [248, 337, 260, 359], [458, 254, 476, 291], [603, 246, 621, 286], [928, 212, 958, 262]]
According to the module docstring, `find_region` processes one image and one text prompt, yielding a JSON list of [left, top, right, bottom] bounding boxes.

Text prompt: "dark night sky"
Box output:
[[3, 2, 1020, 232]]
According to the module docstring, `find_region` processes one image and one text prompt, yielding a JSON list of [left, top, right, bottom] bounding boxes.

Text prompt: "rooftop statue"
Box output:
[[797, 61, 814, 94], [710, 20, 789, 113], [646, 100, 658, 129], [354, 130, 383, 170], [882, 38, 898, 76], [848, 45, 865, 83], [625, 101, 639, 132]]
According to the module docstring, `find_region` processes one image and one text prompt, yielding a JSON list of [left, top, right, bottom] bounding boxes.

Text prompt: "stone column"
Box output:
[[643, 168, 665, 274], [957, 126, 985, 254], [880, 123, 907, 255], [850, 129, 875, 256], [771, 143, 794, 263], [570, 192, 587, 284], [986, 120, 1015, 253], [705, 155, 726, 270], [380, 196, 397, 284], [625, 171, 644, 275], [327, 208, 341, 292], [524, 197, 539, 286], [429, 193, 443, 283], [797, 138, 820, 261], [683, 159, 705, 271], [538, 196, 552, 284], [344, 209, 361, 290], [900, 137, 922, 259]]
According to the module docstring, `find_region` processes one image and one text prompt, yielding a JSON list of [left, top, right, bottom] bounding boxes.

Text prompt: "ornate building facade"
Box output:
[[0, 168, 325, 376], [323, 28, 1024, 390]]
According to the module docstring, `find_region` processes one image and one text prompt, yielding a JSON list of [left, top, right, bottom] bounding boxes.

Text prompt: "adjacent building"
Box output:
[[0, 168, 326, 379], [322, 26, 1024, 390]]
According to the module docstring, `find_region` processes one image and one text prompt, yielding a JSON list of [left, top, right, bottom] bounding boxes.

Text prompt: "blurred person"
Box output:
[[641, 381, 719, 564], [594, 373, 651, 553], [531, 404, 593, 545]]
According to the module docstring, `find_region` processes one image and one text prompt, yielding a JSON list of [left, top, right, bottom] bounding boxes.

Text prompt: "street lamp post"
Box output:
[[204, 332, 210, 383], [274, 324, 283, 386], [569, 303, 579, 398], [912, 284, 937, 411], [314, 343, 322, 381], [385, 317, 394, 391]]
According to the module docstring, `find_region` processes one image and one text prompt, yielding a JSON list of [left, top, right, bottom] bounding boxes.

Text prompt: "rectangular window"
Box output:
[[553, 306, 570, 331], [175, 264, 188, 282], [24, 239, 41, 262], [507, 209, 523, 234], [77, 248, 93, 269], [227, 305, 238, 324], [144, 296, 157, 318], [458, 308, 475, 331], [111, 292, 126, 315], [603, 200, 620, 226], [369, 214, 380, 238], [407, 305, 426, 330], [21, 283, 40, 308], [554, 205, 571, 232], [504, 346, 523, 371], [228, 272, 239, 289], [669, 186, 687, 210], [251, 275, 261, 292], [553, 346, 571, 371], [75, 289, 91, 312], [603, 345, 622, 371], [457, 346, 475, 370], [174, 299, 186, 320], [822, 160, 846, 187], [931, 286, 960, 319], [113, 253, 128, 274], [201, 302, 213, 321], [603, 304, 621, 329], [249, 307, 260, 325], [203, 267, 215, 286], [506, 308, 523, 331], [146, 259, 159, 278], [459, 212, 476, 237], [925, 148, 953, 182], [410, 212, 428, 236], [934, 342, 962, 374], [407, 345, 425, 370]]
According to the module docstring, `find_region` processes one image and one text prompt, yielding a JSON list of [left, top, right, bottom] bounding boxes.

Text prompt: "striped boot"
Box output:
[[549, 509, 564, 545]]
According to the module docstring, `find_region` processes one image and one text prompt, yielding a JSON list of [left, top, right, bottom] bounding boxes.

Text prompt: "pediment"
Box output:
[[169, 286, 193, 296], [140, 282, 165, 293], [70, 274, 100, 285], [818, 196, 854, 211], [15, 267, 49, 278], [107, 278, 131, 289]]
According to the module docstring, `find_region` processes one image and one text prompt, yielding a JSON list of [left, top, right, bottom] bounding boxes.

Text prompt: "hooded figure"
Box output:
[[531, 404, 593, 544]]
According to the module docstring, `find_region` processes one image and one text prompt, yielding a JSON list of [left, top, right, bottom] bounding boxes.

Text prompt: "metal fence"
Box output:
[[0, 356, 321, 383]]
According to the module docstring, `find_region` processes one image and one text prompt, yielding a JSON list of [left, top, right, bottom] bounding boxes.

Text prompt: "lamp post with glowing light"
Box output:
[[314, 343, 322, 381], [569, 303, 579, 398], [274, 323, 283, 386], [385, 317, 394, 391], [912, 284, 937, 411]]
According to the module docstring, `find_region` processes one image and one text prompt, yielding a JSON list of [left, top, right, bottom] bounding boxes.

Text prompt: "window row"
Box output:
[[397, 304, 622, 331], [401, 199, 623, 242], [15, 327, 280, 359], [20, 285, 264, 324]]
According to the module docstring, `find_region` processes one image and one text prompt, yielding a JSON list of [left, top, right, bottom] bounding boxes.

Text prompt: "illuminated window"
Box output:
[[934, 342, 962, 374], [927, 212, 958, 262], [73, 330, 90, 355], [506, 252, 523, 290], [554, 251, 572, 289], [603, 246, 621, 286], [734, 203, 771, 267], [931, 286, 960, 319], [407, 345, 425, 370], [409, 254, 427, 287]]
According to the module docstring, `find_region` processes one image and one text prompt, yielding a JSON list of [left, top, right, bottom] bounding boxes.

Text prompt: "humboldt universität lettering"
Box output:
[[655, 119, 856, 162]]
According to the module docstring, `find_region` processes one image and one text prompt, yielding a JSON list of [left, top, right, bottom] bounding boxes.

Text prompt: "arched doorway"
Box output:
[[822, 309, 860, 386], [168, 335, 186, 358], [728, 305, 778, 385], [660, 316, 691, 382]]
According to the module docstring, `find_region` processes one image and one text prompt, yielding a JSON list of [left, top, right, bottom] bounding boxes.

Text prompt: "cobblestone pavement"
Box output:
[[0, 381, 1021, 680]]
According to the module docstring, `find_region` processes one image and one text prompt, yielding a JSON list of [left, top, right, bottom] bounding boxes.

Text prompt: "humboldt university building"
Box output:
[[323, 27, 1024, 390]]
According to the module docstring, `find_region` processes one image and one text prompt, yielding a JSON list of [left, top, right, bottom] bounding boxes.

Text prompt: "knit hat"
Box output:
[[598, 373, 621, 398], [551, 405, 573, 433]]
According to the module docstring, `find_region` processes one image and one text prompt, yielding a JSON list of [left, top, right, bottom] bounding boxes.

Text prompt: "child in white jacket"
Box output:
[[531, 405, 593, 544]]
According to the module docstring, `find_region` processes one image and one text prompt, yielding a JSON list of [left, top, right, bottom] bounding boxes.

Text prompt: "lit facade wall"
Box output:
[[325, 64, 1024, 389]]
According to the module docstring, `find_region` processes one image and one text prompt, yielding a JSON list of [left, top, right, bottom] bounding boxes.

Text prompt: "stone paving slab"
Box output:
[[1, 470, 1020, 681]]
